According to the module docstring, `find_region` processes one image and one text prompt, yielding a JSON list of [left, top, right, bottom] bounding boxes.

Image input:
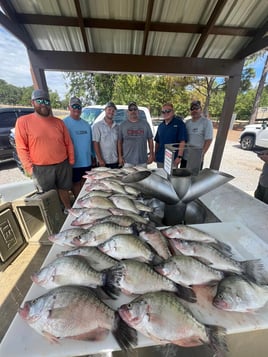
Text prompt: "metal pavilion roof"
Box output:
[[0, 0, 268, 169]]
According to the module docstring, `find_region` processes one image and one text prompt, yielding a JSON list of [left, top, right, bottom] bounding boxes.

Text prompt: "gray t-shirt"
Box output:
[[183, 116, 213, 160], [92, 119, 119, 164], [118, 119, 153, 165]]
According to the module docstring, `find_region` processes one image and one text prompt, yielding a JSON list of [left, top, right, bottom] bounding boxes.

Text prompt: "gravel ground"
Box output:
[[0, 129, 263, 195]]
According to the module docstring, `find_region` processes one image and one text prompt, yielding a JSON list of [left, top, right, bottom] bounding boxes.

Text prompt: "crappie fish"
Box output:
[[31, 255, 118, 298], [109, 207, 149, 224], [119, 291, 227, 355], [73, 222, 134, 246], [98, 234, 161, 264], [18, 285, 137, 349], [213, 275, 268, 312], [155, 255, 224, 287], [77, 196, 116, 209], [109, 195, 140, 214], [161, 225, 231, 253], [78, 190, 112, 201], [48, 228, 85, 246], [124, 185, 141, 197], [71, 208, 112, 226], [139, 227, 171, 260], [106, 259, 196, 303], [102, 179, 127, 194], [173, 239, 263, 282], [68, 207, 95, 218], [134, 200, 153, 212], [97, 214, 136, 227], [84, 181, 112, 192], [57, 246, 117, 270]]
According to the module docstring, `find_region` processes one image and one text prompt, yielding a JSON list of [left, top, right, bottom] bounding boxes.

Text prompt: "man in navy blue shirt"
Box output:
[[154, 103, 187, 168]]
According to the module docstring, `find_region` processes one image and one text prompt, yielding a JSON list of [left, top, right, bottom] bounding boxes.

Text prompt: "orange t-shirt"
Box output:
[[15, 112, 75, 174]]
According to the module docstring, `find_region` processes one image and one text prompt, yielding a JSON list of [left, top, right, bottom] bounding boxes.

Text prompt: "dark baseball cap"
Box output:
[[105, 101, 117, 110], [31, 89, 50, 101], [128, 101, 138, 110], [190, 100, 201, 110]]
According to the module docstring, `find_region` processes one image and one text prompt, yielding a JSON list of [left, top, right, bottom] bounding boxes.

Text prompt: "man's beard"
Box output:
[[35, 106, 50, 117]]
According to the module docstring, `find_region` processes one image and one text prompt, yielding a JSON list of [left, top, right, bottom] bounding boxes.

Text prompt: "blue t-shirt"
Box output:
[[154, 116, 187, 163], [63, 116, 93, 168]]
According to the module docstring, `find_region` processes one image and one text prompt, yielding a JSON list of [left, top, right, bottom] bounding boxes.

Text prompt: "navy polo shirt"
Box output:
[[154, 116, 187, 163]]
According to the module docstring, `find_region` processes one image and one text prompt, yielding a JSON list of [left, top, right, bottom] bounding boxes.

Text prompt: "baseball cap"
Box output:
[[190, 100, 201, 110], [128, 101, 138, 110], [105, 101, 117, 110], [69, 97, 82, 106], [31, 89, 50, 101]]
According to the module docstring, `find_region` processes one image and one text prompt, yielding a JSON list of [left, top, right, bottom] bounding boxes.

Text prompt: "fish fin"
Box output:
[[241, 259, 264, 284], [113, 311, 138, 350], [205, 325, 228, 357], [42, 330, 60, 344], [49, 307, 71, 319], [211, 241, 233, 255], [174, 284, 197, 303], [151, 254, 163, 266]]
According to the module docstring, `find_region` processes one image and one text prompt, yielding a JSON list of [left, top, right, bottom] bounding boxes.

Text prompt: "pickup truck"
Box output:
[[239, 119, 268, 150]]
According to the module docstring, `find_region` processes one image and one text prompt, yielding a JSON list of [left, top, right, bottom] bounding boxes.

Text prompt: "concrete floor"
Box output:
[[0, 241, 51, 343]]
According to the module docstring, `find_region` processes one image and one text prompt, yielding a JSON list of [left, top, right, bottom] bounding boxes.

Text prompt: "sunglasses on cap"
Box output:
[[71, 104, 82, 110], [161, 109, 172, 114], [129, 107, 138, 111], [34, 98, 51, 105]]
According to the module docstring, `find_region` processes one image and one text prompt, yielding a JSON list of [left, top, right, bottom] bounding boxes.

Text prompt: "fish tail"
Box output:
[[113, 311, 138, 350], [105, 266, 123, 289], [101, 272, 121, 299], [241, 259, 264, 283], [174, 284, 197, 303], [206, 325, 228, 357]]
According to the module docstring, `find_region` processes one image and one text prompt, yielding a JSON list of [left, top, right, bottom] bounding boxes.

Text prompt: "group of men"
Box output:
[[14, 88, 268, 211]]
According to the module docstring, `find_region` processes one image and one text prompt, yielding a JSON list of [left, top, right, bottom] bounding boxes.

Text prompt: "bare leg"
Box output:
[[57, 189, 72, 209]]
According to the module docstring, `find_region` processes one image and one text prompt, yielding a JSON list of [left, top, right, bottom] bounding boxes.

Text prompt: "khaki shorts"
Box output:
[[32, 159, 72, 193]]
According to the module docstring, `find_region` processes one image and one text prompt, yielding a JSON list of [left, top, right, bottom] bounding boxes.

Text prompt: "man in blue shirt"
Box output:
[[64, 97, 94, 198], [154, 103, 187, 168]]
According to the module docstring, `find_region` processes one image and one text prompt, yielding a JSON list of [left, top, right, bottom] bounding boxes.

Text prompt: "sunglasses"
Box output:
[[190, 106, 200, 111], [35, 98, 51, 105], [129, 108, 138, 111], [71, 104, 82, 110], [161, 109, 172, 114]]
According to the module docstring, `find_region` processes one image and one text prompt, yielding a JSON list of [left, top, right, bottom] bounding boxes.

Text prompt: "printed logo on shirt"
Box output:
[[192, 128, 198, 132], [127, 129, 144, 136]]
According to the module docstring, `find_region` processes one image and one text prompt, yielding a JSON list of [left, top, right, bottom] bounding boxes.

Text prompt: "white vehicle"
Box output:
[[81, 104, 155, 134], [239, 120, 268, 150]]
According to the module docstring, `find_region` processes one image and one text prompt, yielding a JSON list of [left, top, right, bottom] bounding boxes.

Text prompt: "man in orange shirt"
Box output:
[[15, 89, 75, 213]]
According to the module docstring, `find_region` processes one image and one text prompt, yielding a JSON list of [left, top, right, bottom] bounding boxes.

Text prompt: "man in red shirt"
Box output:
[[15, 89, 75, 212]]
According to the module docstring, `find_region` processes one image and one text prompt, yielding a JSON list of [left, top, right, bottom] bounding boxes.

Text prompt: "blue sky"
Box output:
[[0, 26, 266, 100]]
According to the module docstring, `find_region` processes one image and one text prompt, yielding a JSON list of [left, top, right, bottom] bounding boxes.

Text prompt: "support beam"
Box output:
[[27, 50, 244, 77], [210, 61, 244, 170]]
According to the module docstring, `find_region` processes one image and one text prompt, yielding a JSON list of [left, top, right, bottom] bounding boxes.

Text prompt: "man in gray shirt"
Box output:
[[118, 102, 154, 167], [92, 102, 122, 169], [181, 100, 213, 174]]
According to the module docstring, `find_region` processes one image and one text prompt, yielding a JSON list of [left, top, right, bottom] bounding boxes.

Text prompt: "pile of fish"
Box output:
[[18, 167, 268, 356]]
